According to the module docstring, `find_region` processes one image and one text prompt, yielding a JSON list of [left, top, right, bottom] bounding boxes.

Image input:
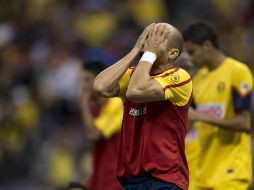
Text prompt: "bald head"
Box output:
[[156, 23, 184, 55]]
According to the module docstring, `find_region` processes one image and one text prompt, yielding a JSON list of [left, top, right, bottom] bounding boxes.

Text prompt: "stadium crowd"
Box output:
[[0, 0, 253, 189]]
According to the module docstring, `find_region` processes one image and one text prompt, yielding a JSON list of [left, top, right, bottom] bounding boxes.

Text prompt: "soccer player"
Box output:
[[93, 23, 192, 190], [183, 21, 253, 190], [80, 60, 123, 190]]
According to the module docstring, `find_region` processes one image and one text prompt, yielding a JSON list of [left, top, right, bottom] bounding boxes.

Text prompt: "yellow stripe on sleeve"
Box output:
[[118, 68, 132, 98], [94, 98, 123, 138]]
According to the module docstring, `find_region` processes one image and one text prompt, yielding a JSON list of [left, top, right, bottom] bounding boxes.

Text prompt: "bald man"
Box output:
[[94, 23, 192, 190]]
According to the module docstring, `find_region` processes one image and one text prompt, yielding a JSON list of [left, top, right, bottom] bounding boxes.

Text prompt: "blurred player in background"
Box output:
[[68, 181, 89, 190], [175, 52, 199, 190], [94, 23, 192, 190], [80, 60, 123, 190], [183, 21, 253, 190]]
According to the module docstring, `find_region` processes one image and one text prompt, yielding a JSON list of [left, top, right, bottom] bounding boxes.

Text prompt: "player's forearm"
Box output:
[[198, 111, 250, 132], [81, 103, 94, 129], [94, 48, 140, 97], [126, 61, 152, 98]]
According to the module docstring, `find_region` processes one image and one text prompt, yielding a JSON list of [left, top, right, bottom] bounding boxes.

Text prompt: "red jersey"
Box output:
[[117, 67, 192, 190], [90, 133, 122, 190]]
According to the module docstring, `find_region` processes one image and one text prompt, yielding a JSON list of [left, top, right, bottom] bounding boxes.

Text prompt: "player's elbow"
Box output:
[[238, 120, 250, 131], [238, 111, 251, 131], [126, 88, 142, 102], [93, 81, 104, 94], [93, 81, 108, 97], [93, 81, 118, 98]]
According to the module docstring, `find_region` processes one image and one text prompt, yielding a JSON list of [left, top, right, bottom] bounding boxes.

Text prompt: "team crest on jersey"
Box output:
[[240, 82, 249, 94], [168, 74, 180, 83], [217, 81, 225, 93]]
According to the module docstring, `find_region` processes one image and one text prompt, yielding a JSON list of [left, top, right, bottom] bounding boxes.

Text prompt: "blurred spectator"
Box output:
[[80, 60, 123, 190]]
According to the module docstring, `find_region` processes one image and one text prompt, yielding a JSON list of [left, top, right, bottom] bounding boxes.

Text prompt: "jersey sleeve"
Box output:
[[94, 98, 123, 139], [153, 68, 192, 106], [118, 68, 132, 98], [232, 64, 253, 111]]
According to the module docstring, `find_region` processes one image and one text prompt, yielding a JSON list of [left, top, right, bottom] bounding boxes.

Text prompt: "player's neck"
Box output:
[[207, 50, 226, 70], [151, 63, 174, 74]]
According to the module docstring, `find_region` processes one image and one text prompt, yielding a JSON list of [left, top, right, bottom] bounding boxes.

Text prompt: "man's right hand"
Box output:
[[134, 23, 155, 52], [143, 23, 169, 58]]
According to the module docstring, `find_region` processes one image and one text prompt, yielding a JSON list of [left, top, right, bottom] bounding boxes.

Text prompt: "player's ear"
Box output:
[[168, 48, 180, 60]]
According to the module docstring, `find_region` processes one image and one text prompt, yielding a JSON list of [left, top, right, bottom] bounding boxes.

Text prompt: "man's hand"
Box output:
[[86, 127, 103, 142], [134, 23, 155, 52], [143, 24, 169, 58]]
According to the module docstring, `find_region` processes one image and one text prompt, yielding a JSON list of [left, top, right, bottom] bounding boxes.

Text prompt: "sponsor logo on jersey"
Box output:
[[129, 107, 146, 116], [197, 103, 224, 118]]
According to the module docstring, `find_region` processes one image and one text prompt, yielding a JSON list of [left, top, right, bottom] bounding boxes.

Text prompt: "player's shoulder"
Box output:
[[226, 57, 251, 73], [179, 67, 191, 77], [155, 67, 191, 84]]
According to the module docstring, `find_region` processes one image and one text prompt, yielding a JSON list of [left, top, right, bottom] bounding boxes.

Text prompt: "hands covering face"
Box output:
[[135, 23, 170, 58], [134, 24, 153, 52]]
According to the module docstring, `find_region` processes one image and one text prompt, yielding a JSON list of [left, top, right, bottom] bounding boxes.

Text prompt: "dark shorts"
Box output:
[[124, 175, 181, 190]]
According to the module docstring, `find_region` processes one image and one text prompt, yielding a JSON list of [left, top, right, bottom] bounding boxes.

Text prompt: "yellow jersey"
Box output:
[[192, 57, 253, 187], [185, 126, 199, 190]]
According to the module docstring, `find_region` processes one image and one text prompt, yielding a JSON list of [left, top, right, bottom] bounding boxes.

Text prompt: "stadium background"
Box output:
[[0, 0, 253, 189]]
